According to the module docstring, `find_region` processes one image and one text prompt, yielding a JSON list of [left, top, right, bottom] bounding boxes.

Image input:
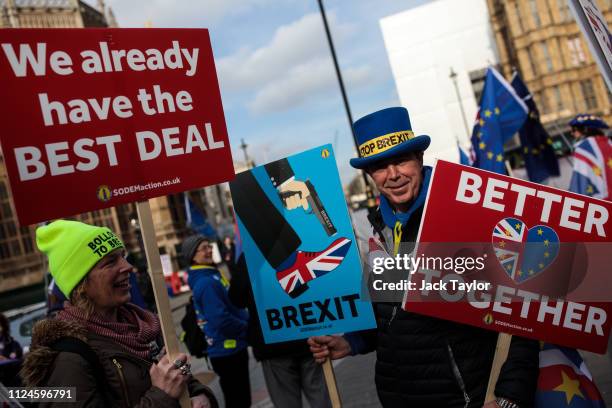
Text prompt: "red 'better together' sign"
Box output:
[[404, 160, 611, 353]]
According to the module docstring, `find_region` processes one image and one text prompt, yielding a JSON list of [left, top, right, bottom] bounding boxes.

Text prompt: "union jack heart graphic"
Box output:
[[276, 237, 352, 298], [491, 217, 560, 284]]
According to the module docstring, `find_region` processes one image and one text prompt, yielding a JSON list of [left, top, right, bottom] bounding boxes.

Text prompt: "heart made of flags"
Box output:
[[491, 217, 560, 284]]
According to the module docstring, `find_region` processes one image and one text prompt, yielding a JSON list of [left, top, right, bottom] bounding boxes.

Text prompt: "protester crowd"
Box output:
[[0, 104, 609, 408]]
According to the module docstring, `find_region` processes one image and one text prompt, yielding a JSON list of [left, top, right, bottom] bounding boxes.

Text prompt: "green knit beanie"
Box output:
[[36, 220, 125, 298]]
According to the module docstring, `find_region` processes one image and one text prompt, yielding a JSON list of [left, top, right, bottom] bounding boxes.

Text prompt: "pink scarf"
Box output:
[[58, 303, 161, 359]]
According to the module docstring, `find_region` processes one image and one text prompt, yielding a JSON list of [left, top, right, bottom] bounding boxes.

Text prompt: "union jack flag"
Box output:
[[276, 237, 352, 297], [570, 136, 612, 201], [492, 217, 526, 281], [536, 343, 606, 408]]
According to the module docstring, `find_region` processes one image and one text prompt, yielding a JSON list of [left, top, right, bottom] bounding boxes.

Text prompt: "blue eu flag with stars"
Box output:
[[470, 67, 528, 174], [511, 72, 560, 183], [184, 193, 217, 238]]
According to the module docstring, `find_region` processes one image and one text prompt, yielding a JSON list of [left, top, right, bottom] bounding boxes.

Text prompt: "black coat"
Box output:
[[355, 208, 539, 408], [227, 255, 311, 361]]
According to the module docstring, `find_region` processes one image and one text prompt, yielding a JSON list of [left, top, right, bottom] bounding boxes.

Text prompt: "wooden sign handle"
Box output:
[[485, 332, 512, 403], [322, 357, 342, 408], [136, 200, 191, 408]]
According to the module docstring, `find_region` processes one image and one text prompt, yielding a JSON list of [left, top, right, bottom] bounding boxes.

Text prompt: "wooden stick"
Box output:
[[484, 332, 513, 403], [136, 200, 191, 408], [322, 357, 342, 408]]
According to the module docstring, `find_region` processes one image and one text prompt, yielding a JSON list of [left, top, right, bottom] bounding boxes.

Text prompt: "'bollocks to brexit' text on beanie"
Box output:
[[36, 220, 124, 298]]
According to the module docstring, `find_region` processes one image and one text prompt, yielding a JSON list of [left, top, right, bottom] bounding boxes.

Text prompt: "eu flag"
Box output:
[[184, 193, 217, 238], [511, 73, 560, 183], [470, 67, 528, 174]]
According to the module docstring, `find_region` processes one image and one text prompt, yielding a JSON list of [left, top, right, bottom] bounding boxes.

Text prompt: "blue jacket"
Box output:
[[187, 265, 249, 358]]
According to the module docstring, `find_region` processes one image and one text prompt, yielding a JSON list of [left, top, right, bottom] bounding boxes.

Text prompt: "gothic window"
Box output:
[[541, 42, 553, 72], [567, 36, 586, 66], [529, 0, 541, 27], [580, 80, 598, 110]]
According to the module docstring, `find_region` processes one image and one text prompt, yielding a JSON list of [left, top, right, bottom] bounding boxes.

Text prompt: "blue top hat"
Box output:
[[569, 114, 609, 130], [349, 107, 430, 169]]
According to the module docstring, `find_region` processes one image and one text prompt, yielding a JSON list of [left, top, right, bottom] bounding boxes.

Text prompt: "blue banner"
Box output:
[[510, 72, 560, 183], [184, 193, 217, 238], [230, 145, 376, 343], [470, 67, 528, 174]]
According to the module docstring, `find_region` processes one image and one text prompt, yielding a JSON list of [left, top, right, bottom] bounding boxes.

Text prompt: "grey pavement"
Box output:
[[333, 354, 381, 408]]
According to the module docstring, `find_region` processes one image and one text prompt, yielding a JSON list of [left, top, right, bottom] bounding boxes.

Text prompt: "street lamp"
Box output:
[[317, 0, 376, 209], [449, 67, 472, 142], [240, 138, 253, 169]]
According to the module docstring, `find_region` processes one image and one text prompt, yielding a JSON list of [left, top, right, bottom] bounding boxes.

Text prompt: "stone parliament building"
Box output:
[[487, 0, 611, 140]]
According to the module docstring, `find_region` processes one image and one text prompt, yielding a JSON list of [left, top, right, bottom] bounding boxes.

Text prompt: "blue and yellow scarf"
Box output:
[[379, 166, 432, 255]]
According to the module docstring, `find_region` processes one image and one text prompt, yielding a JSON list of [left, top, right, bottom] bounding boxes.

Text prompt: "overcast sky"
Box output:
[[101, 0, 430, 184]]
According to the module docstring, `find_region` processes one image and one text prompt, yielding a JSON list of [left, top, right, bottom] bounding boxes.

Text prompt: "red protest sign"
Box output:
[[0, 29, 234, 225], [403, 160, 611, 353]]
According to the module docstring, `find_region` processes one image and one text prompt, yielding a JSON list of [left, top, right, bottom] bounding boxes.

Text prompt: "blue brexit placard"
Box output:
[[230, 145, 376, 343]]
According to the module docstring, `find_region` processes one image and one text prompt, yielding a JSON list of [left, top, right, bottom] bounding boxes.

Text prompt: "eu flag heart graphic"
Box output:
[[491, 217, 560, 284]]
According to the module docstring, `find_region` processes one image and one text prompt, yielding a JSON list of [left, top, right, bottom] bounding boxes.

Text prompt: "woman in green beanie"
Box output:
[[20, 220, 217, 408]]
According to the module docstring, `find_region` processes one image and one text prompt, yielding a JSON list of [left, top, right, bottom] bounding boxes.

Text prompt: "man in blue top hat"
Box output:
[[568, 114, 612, 200], [569, 113, 609, 145], [309, 107, 538, 408]]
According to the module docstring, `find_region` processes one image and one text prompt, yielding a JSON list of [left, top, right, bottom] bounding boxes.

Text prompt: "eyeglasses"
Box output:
[[368, 156, 418, 176], [196, 244, 212, 252]]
